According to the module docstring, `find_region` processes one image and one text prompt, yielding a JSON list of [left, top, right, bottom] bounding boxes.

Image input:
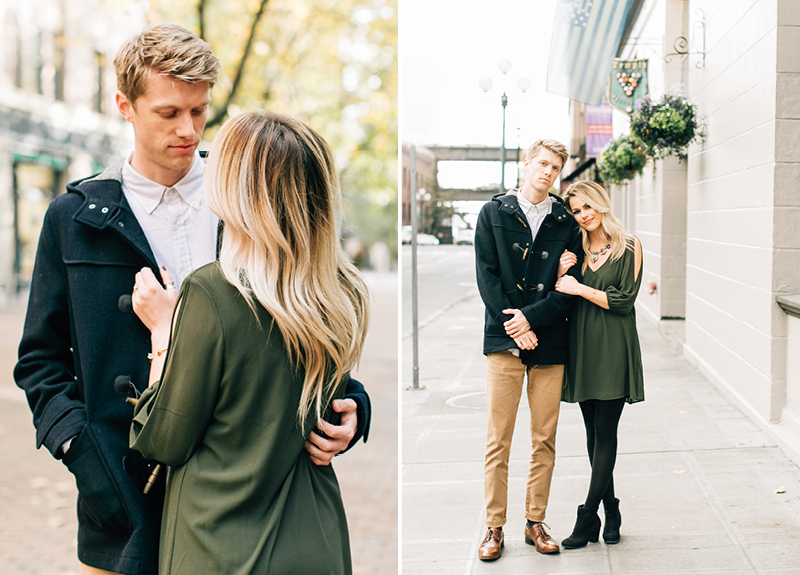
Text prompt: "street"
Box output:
[[0, 271, 398, 575], [401, 244, 478, 338], [402, 246, 800, 574]]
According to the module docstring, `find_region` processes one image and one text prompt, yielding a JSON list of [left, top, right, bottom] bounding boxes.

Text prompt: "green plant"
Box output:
[[629, 93, 702, 159], [597, 135, 648, 184]]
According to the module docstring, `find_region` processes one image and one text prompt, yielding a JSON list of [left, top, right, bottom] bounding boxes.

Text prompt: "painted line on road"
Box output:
[[445, 391, 485, 410]]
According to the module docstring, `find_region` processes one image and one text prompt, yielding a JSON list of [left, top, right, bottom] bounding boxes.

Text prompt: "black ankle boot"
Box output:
[[561, 505, 601, 549], [603, 498, 621, 544]]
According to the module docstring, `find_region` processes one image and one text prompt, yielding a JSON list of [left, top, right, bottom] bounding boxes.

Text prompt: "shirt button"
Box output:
[[101, 207, 109, 213], [88, 204, 96, 209]]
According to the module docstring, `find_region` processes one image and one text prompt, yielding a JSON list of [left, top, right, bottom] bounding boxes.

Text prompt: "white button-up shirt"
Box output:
[[121, 154, 218, 288], [516, 191, 555, 240]]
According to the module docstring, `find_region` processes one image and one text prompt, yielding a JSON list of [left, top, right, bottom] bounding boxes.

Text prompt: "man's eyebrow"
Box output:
[[152, 100, 211, 110]]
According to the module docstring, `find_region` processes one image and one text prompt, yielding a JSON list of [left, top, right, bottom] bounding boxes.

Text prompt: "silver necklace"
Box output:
[[589, 243, 611, 263]]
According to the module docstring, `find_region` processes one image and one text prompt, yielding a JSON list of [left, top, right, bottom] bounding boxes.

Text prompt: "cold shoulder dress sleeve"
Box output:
[[562, 239, 644, 404], [130, 262, 351, 575]]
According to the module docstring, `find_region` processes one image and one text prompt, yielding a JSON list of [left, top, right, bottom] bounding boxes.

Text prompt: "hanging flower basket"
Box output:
[[597, 135, 648, 185], [629, 93, 702, 160]]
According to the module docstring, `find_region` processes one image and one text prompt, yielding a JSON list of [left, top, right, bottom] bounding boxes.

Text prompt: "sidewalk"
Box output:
[[0, 271, 397, 575], [402, 287, 800, 575]]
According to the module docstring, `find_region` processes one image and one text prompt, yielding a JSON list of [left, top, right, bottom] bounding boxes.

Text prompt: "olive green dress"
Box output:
[[563, 239, 644, 404], [130, 263, 351, 575]]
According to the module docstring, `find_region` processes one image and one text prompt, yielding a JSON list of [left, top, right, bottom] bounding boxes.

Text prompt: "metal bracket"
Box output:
[[665, 9, 706, 69]]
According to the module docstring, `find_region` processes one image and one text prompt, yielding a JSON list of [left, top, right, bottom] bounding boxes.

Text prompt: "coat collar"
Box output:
[[492, 189, 572, 224], [67, 159, 158, 267], [70, 159, 126, 230]]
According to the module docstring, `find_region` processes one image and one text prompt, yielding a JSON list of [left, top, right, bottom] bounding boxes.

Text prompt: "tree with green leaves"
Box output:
[[147, 0, 397, 267]]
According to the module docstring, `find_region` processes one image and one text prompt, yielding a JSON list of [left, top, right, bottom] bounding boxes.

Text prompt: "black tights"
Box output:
[[579, 398, 626, 511]]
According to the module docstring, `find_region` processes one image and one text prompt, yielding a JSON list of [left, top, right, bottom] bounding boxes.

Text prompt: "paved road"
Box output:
[[0, 271, 398, 575], [402, 266, 800, 574], [401, 244, 477, 338]]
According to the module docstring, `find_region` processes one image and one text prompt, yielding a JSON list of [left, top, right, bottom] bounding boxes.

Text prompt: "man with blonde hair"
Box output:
[[15, 23, 370, 575], [474, 139, 583, 560]]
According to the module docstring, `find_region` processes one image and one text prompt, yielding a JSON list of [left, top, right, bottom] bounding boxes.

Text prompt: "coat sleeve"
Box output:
[[605, 240, 642, 315], [14, 201, 86, 457], [130, 276, 224, 468], [520, 221, 584, 330], [342, 377, 370, 450], [474, 204, 514, 325]]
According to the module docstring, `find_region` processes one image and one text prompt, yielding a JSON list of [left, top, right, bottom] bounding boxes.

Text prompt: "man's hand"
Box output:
[[304, 398, 358, 466], [502, 308, 531, 338], [513, 330, 538, 350], [132, 267, 178, 335]]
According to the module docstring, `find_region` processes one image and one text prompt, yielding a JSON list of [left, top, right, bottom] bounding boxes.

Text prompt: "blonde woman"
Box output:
[[129, 110, 369, 574], [553, 180, 643, 549]]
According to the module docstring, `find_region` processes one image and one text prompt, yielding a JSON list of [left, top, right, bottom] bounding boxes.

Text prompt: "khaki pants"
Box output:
[[484, 351, 564, 526]]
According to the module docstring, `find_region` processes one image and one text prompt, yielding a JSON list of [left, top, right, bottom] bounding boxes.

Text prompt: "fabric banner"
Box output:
[[585, 104, 613, 158], [607, 58, 649, 113], [546, 0, 634, 105]]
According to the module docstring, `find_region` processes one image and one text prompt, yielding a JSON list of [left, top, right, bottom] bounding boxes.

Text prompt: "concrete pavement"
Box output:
[[0, 271, 397, 575], [402, 283, 800, 574]]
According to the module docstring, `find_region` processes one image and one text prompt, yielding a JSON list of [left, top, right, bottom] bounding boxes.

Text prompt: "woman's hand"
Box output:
[[555, 274, 582, 295], [557, 249, 577, 277], [132, 266, 178, 336]]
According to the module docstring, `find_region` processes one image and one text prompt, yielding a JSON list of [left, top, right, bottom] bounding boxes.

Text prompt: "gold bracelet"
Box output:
[[147, 347, 168, 362]]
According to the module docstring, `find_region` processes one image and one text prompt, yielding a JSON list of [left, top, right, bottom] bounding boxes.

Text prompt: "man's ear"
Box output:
[[116, 91, 133, 123]]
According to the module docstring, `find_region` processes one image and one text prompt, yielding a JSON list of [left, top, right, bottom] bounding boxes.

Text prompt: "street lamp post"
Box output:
[[480, 60, 530, 193], [410, 146, 421, 390], [500, 92, 508, 192], [409, 149, 428, 390]]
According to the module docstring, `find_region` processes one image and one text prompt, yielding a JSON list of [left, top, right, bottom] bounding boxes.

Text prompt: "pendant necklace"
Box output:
[[589, 243, 611, 263]]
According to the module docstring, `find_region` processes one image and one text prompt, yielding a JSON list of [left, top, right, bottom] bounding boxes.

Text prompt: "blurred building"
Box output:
[[564, 0, 800, 463], [401, 141, 437, 227], [0, 1, 145, 301]]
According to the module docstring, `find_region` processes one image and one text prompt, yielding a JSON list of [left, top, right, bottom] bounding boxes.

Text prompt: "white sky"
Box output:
[[400, 0, 571, 190]]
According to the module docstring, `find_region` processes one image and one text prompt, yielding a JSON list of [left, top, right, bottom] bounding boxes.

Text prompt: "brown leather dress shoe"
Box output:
[[478, 527, 504, 561], [524, 522, 560, 554]]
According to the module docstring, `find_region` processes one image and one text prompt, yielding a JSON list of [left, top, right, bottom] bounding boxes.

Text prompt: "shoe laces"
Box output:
[[530, 521, 551, 532], [531, 522, 555, 541]]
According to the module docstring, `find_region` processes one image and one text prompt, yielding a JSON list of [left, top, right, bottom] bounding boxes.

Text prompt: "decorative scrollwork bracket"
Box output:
[[665, 10, 706, 69]]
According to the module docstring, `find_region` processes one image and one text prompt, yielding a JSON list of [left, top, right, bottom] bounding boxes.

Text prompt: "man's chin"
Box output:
[[165, 155, 197, 171], [534, 183, 551, 195]]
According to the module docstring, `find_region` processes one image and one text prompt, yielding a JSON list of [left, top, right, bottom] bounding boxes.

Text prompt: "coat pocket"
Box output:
[[63, 425, 132, 532]]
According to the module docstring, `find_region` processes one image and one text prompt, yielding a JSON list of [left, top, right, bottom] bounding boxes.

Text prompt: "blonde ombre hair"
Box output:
[[563, 180, 633, 274], [205, 109, 370, 427], [114, 23, 221, 105]]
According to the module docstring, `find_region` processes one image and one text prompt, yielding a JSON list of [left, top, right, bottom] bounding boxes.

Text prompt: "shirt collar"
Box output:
[[517, 191, 555, 216], [122, 152, 205, 214]]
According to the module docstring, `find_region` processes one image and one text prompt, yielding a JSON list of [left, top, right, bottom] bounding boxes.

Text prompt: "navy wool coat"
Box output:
[[475, 190, 584, 366], [14, 162, 370, 575]]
